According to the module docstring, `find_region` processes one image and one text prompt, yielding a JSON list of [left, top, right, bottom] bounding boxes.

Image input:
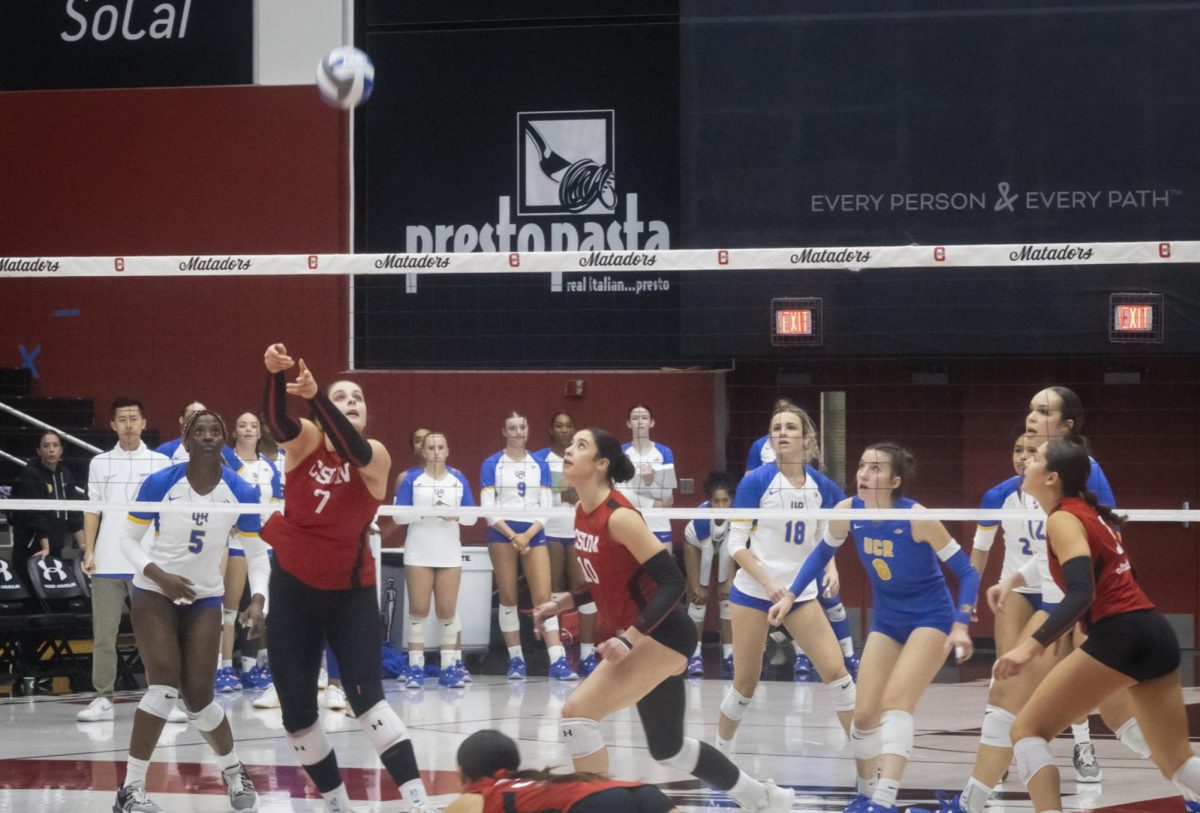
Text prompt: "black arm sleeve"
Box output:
[[263, 372, 302, 443], [629, 548, 686, 635], [1031, 556, 1094, 646], [310, 391, 373, 468]]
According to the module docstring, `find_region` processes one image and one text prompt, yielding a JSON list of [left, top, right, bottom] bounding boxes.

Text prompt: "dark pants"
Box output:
[[268, 564, 384, 732]]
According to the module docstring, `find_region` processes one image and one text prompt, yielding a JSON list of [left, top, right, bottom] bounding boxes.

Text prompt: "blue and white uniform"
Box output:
[[973, 475, 1041, 604], [684, 502, 733, 586], [534, 447, 575, 543], [617, 441, 677, 543], [120, 463, 269, 606], [228, 452, 283, 555], [729, 462, 845, 612], [395, 466, 476, 567], [480, 451, 551, 546], [745, 434, 775, 472]]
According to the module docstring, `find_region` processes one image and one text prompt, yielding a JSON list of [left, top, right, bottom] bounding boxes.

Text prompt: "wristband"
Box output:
[[616, 634, 633, 652]]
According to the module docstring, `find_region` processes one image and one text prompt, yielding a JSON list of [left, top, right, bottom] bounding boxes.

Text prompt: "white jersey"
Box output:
[[124, 464, 264, 600], [479, 450, 551, 526], [616, 442, 677, 535], [730, 463, 845, 602], [395, 466, 476, 567], [1021, 490, 1064, 604], [233, 453, 283, 521], [87, 442, 170, 577], [534, 448, 575, 540], [684, 502, 733, 586]]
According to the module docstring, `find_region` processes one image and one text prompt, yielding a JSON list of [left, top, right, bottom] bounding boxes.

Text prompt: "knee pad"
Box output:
[[656, 736, 700, 772], [980, 705, 1015, 748], [1116, 717, 1152, 759], [1171, 756, 1200, 802], [440, 617, 459, 647], [824, 602, 847, 623], [543, 615, 560, 633], [851, 721, 881, 761], [719, 687, 753, 722], [1014, 736, 1054, 785], [408, 615, 426, 647], [561, 717, 605, 759], [827, 674, 856, 713], [188, 701, 226, 733], [499, 604, 520, 634], [358, 701, 411, 754], [577, 601, 597, 616], [222, 608, 237, 626], [137, 685, 179, 721], [880, 710, 914, 760], [287, 721, 333, 765], [688, 603, 707, 624], [718, 599, 730, 621]]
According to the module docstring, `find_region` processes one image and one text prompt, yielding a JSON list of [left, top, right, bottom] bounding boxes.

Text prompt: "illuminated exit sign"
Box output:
[[1109, 293, 1163, 343], [771, 297, 823, 346]]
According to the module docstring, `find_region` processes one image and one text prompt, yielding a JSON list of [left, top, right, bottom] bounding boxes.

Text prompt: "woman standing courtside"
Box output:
[[260, 343, 432, 813]]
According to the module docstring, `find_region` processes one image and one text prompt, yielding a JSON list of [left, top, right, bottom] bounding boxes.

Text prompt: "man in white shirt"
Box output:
[[77, 397, 170, 722]]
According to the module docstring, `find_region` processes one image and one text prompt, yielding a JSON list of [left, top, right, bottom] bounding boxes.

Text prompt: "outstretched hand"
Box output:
[[264, 343, 295, 373], [286, 359, 319, 400]]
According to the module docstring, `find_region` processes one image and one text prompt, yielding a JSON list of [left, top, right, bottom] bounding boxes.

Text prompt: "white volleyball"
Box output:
[[316, 46, 375, 109]]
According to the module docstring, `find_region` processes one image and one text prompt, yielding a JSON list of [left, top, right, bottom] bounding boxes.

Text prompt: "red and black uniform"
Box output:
[[466, 771, 673, 813], [1043, 497, 1178, 682]]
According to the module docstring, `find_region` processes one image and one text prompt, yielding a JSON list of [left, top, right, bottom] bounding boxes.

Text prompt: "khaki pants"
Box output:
[[90, 576, 132, 697]]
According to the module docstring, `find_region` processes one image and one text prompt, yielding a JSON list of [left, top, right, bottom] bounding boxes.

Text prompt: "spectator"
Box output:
[[10, 430, 85, 575]]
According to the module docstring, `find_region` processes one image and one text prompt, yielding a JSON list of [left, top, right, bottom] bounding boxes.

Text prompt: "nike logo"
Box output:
[[168, 495, 181, 502]]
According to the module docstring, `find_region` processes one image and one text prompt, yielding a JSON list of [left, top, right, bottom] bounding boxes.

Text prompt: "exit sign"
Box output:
[[1109, 293, 1163, 343], [771, 297, 823, 346]]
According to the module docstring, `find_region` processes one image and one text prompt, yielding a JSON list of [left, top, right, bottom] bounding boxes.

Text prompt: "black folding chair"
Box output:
[[25, 556, 92, 690]]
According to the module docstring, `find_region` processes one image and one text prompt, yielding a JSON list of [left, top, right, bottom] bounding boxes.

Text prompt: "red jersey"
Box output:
[[1047, 497, 1153, 630], [261, 443, 378, 590], [467, 771, 645, 813], [573, 489, 657, 632]]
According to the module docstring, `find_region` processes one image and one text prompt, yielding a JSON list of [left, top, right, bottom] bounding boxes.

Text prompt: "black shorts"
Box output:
[[1081, 609, 1180, 682], [571, 785, 674, 813], [647, 605, 697, 659]]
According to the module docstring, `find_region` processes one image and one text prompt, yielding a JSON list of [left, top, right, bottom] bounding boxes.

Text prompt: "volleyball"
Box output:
[[316, 46, 375, 109]]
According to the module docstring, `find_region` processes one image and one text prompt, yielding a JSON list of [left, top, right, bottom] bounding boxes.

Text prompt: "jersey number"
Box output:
[[516, 481, 526, 498], [188, 530, 205, 554], [578, 557, 600, 584], [784, 520, 806, 545], [1017, 537, 1033, 556], [313, 489, 331, 513]]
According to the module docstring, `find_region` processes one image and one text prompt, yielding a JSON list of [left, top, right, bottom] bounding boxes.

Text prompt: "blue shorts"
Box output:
[[729, 584, 810, 615], [653, 531, 672, 546], [872, 607, 954, 644], [133, 586, 223, 615], [545, 535, 574, 546], [1013, 591, 1045, 613], [486, 520, 547, 547], [1041, 600, 1059, 613]]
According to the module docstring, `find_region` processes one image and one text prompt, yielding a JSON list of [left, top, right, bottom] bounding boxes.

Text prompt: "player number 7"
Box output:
[[314, 489, 331, 513]]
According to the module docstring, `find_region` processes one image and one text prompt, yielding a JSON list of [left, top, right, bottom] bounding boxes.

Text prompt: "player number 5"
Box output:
[[188, 530, 205, 554]]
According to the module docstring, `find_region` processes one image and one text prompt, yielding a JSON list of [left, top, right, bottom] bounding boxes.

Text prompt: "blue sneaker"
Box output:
[[844, 652, 861, 679], [456, 659, 472, 683], [686, 655, 705, 677], [721, 655, 734, 678], [549, 656, 578, 681], [578, 652, 598, 677], [507, 657, 527, 681], [240, 665, 271, 690], [863, 804, 896, 813], [381, 645, 409, 678], [793, 653, 813, 677], [1185, 802, 1200, 813], [438, 664, 466, 689], [215, 666, 241, 693], [404, 667, 425, 689], [844, 794, 872, 813], [908, 791, 963, 813]]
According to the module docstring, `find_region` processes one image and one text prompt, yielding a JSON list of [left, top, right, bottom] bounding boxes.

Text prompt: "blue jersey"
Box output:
[[849, 496, 952, 615], [745, 435, 775, 472]]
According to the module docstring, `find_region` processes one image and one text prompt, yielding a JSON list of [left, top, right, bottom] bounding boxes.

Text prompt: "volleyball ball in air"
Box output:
[[316, 46, 374, 109]]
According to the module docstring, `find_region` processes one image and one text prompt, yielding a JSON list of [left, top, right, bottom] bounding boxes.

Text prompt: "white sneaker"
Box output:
[[166, 704, 188, 724], [324, 683, 347, 710], [252, 684, 280, 709], [76, 696, 114, 722], [755, 780, 795, 813], [318, 668, 329, 690]]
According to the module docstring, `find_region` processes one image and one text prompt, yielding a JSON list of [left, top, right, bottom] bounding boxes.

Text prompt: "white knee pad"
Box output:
[[659, 737, 700, 773], [578, 601, 597, 616], [137, 685, 179, 720], [718, 599, 730, 621], [440, 617, 459, 647], [1172, 755, 1200, 802], [188, 701, 226, 733], [543, 615, 560, 633], [851, 721, 881, 761], [408, 615, 427, 647], [880, 710, 914, 759], [1116, 717, 1152, 759], [824, 602, 847, 623], [561, 717, 605, 759], [358, 701, 411, 753], [287, 721, 333, 765], [980, 705, 1015, 748], [499, 604, 520, 634], [222, 608, 237, 626], [1014, 736, 1054, 785], [720, 687, 753, 721], [828, 674, 856, 713], [688, 603, 707, 623]]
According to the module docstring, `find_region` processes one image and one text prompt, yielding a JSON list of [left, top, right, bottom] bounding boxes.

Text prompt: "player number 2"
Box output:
[[314, 489, 331, 513], [579, 557, 600, 584], [784, 520, 806, 545]]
